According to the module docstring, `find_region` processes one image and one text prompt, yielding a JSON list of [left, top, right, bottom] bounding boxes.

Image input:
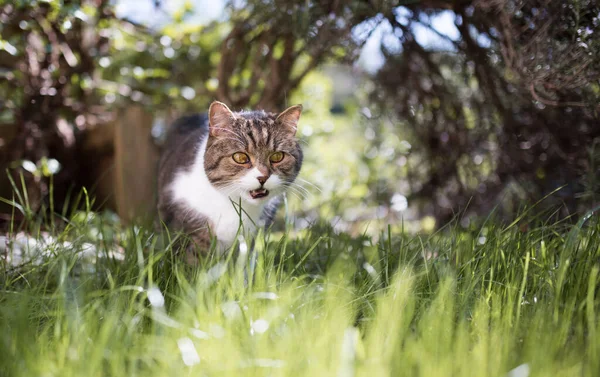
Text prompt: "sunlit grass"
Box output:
[[1, 198, 599, 377]]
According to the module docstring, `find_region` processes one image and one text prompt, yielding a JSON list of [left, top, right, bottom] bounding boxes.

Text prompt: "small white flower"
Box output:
[[251, 319, 269, 335], [177, 337, 200, 366]]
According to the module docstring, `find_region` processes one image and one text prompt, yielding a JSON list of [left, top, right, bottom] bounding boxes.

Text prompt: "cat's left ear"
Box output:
[[275, 104, 302, 135]]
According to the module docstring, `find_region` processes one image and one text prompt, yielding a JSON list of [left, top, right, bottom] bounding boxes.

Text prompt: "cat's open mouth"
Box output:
[[249, 188, 269, 199]]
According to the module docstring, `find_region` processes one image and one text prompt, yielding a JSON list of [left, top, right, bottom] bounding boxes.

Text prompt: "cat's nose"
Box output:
[[257, 176, 268, 185]]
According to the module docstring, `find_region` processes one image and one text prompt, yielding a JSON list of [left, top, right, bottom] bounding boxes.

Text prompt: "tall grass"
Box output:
[[0, 192, 599, 377]]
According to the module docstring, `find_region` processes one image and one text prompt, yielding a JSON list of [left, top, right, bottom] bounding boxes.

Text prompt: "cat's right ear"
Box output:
[[208, 101, 236, 137]]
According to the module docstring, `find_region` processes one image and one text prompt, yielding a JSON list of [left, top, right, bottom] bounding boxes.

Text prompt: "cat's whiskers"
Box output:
[[279, 187, 303, 202], [296, 177, 322, 192], [282, 183, 310, 200], [285, 182, 311, 196], [287, 187, 310, 202], [285, 190, 303, 202]]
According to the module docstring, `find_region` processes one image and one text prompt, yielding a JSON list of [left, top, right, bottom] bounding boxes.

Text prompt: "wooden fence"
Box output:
[[1, 106, 168, 224]]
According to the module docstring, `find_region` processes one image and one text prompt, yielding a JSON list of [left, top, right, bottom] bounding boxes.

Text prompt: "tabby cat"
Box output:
[[157, 101, 303, 260]]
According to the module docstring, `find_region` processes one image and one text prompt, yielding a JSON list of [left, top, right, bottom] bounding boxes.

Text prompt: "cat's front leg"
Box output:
[[183, 233, 212, 265], [162, 213, 214, 265], [182, 220, 217, 264]]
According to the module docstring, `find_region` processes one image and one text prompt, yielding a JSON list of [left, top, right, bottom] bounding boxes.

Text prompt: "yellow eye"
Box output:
[[232, 152, 250, 164], [270, 151, 284, 163]]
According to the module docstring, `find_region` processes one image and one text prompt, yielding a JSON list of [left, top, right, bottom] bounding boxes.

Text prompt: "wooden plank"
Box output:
[[0, 124, 18, 214], [113, 106, 158, 223], [79, 120, 116, 211]]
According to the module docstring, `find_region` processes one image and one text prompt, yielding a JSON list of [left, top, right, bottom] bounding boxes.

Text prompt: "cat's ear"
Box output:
[[208, 101, 236, 137], [275, 104, 302, 135]]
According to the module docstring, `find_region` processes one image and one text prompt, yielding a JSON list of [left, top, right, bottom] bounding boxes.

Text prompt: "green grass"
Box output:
[[1, 203, 600, 377]]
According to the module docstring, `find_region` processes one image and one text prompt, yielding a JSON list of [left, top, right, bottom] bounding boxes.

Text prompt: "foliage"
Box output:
[[0, 0, 115, 210], [1, 199, 600, 376], [1, 0, 599, 226], [369, 1, 600, 223], [0, 0, 386, 215]]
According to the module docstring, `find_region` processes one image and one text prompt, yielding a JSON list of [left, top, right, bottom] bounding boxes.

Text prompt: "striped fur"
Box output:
[[157, 102, 303, 261]]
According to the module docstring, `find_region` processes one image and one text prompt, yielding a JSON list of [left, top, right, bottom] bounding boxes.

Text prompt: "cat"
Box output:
[[157, 101, 303, 261]]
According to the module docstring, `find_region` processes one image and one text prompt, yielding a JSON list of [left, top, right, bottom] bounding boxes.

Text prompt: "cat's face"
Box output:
[[204, 101, 303, 205]]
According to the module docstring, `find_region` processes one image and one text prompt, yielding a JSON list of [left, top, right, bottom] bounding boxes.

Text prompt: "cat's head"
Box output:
[[204, 101, 303, 204]]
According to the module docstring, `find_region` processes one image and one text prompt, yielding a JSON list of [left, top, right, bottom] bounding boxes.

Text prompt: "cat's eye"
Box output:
[[232, 152, 250, 164], [270, 151, 284, 163]]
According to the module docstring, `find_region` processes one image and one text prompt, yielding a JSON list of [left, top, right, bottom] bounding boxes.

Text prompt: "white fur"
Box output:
[[238, 167, 264, 191], [237, 167, 283, 201], [169, 138, 280, 250]]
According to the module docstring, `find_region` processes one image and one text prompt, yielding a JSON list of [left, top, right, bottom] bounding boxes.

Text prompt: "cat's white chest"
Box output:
[[169, 138, 264, 249]]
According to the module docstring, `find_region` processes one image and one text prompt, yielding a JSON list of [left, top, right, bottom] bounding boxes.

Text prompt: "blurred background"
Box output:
[[0, 0, 598, 235]]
